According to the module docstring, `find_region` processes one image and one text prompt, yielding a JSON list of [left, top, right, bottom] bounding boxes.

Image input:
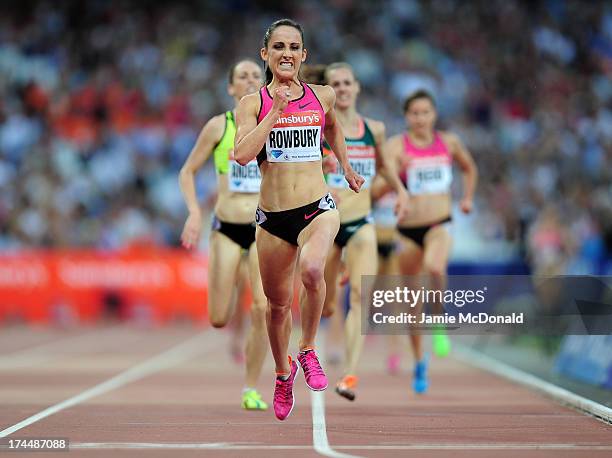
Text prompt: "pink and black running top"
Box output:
[[256, 82, 325, 166], [400, 132, 453, 195]]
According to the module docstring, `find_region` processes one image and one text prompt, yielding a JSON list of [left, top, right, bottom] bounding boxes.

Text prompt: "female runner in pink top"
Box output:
[[234, 19, 364, 421], [386, 89, 478, 394]]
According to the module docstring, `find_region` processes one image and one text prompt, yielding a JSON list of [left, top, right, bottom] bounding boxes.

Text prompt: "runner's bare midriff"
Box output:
[[215, 174, 259, 223], [376, 226, 397, 244], [258, 161, 328, 211], [335, 187, 371, 223], [398, 193, 451, 227]]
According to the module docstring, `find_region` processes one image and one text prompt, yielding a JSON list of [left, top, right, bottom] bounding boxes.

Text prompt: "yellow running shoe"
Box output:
[[242, 389, 268, 411]]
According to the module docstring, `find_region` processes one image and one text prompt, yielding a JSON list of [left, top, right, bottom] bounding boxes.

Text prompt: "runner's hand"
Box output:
[[460, 198, 473, 214], [394, 190, 411, 221], [181, 212, 202, 249], [272, 84, 291, 115], [345, 167, 365, 193]]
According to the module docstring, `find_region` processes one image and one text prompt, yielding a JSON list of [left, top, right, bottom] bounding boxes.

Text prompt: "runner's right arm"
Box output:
[[178, 114, 224, 248], [382, 134, 412, 218], [234, 87, 289, 165], [179, 115, 224, 215]]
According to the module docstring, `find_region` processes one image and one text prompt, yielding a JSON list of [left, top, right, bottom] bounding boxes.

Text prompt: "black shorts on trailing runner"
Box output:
[[255, 193, 337, 246], [397, 216, 451, 248], [334, 216, 372, 248], [212, 215, 256, 250], [377, 241, 397, 259]]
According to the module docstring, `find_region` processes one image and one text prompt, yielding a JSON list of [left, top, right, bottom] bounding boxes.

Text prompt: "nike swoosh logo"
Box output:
[[299, 102, 312, 109], [304, 209, 320, 220]]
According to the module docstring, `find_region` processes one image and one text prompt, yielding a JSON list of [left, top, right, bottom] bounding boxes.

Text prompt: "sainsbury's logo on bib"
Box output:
[[274, 110, 321, 127]]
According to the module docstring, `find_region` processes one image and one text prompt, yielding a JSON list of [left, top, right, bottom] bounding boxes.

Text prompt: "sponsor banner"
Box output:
[[0, 248, 210, 324], [361, 275, 612, 335]]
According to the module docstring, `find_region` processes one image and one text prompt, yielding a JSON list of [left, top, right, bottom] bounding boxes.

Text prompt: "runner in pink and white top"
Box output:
[[233, 19, 364, 421], [385, 89, 478, 394], [320, 62, 409, 403], [256, 82, 325, 165]]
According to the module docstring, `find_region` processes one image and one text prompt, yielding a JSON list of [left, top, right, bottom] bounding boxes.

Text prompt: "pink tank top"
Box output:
[[401, 132, 453, 195], [256, 82, 325, 165]]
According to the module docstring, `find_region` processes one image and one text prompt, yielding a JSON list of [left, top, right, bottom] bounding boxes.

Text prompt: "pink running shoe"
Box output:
[[273, 357, 299, 421], [387, 353, 401, 375], [297, 349, 328, 391]]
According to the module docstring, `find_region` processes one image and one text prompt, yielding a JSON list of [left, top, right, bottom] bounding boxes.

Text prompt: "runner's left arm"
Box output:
[[372, 127, 410, 219], [318, 85, 364, 193], [370, 120, 408, 195], [446, 132, 478, 214]]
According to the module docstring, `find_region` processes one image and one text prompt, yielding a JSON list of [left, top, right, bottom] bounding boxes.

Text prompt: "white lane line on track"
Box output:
[[311, 390, 361, 458], [454, 344, 612, 425], [67, 442, 612, 450], [310, 335, 362, 458], [0, 330, 214, 438], [0, 326, 126, 369]]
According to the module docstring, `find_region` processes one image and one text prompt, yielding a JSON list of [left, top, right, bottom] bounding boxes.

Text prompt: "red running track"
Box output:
[[0, 325, 610, 457]]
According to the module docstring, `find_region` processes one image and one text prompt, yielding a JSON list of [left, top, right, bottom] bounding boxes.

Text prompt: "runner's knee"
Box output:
[[424, 262, 445, 278], [250, 297, 267, 323], [349, 283, 363, 310], [323, 292, 335, 309], [301, 261, 324, 290], [268, 300, 291, 324], [209, 312, 228, 328]]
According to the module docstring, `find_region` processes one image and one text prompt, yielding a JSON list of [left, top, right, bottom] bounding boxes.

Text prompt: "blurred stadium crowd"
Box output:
[[0, 0, 610, 274]]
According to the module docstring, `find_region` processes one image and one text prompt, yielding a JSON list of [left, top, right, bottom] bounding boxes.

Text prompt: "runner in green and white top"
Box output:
[[321, 62, 409, 402]]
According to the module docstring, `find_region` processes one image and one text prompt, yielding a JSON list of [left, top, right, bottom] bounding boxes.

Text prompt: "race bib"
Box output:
[[266, 110, 322, 163], [407, 157, 452, 195], [255, 207, 266, 225], [327, 157, 376, 190], [318, 192, 337, 210], [372, 192, 397, 228], [228, 159, 261, 193]]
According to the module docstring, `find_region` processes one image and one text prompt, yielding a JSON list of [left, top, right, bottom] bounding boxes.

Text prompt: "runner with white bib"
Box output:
[[234, 19, 365, 421], [178, 59, 269, 411], [321, 62, 409, 402], [228, 148, 262, 193], [386, 89, 478, 394]]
